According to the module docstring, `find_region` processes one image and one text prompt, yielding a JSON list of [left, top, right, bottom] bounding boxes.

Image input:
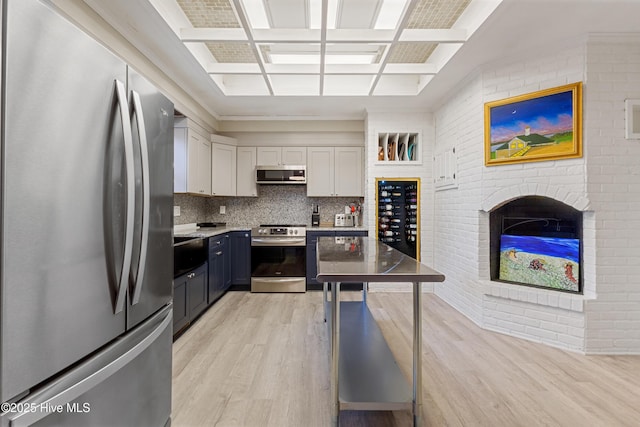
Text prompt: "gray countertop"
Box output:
[[174, 225, 367, 239], [173, 226, 251, 239], [308, 226, 368, 232], [316, 236, 445, 283]]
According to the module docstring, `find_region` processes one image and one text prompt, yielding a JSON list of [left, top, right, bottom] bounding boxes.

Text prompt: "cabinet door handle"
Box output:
[[216, 251, 223, 256]]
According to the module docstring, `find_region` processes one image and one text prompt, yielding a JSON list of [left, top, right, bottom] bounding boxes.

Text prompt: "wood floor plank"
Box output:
[[172, 291, 640, 426]]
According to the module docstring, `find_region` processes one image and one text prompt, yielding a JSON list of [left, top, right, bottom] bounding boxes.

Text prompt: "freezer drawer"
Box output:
[[1, 307, 173, 427]]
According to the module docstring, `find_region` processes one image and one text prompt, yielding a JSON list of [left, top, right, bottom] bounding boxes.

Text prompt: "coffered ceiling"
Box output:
[[79, 0, 640, 120], [161, 0, 493, 97]]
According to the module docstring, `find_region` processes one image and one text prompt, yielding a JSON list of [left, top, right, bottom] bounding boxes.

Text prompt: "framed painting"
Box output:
[[484, 82, 582, 166]]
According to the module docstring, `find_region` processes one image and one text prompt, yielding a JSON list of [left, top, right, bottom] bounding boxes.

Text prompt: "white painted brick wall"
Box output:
[[363, 36, 640, 354], [433, 42, 594, 351], [584, 35, 640, 354]]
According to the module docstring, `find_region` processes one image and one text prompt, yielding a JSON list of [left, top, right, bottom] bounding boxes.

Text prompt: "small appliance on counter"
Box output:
[[312, 205, 320, 227], [334, 213, 355, 227]]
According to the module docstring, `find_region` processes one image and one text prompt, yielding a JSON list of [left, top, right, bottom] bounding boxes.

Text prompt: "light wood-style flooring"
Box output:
[[172, 291, 640, 426]]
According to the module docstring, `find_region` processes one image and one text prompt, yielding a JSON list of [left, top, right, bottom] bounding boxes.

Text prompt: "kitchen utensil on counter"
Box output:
[[312, 205, 320, 227]]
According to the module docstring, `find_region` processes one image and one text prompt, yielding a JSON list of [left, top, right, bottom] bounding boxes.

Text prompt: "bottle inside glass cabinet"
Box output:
[[375, 178, 420, 260]]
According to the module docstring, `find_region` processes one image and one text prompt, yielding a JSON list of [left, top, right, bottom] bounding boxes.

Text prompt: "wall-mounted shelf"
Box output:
[[376, 132, 420, 164]]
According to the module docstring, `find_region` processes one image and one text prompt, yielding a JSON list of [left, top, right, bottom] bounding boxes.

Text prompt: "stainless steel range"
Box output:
[[251, 225, 306, 292]]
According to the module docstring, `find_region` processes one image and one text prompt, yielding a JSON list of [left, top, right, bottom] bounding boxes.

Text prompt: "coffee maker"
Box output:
[[311, 205, 320, 226]]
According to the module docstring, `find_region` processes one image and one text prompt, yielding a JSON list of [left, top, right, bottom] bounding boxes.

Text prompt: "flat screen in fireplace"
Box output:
[[499, 234, 580, 292]]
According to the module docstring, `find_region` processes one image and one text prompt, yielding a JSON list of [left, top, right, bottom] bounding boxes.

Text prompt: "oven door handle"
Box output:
[[251, 238, 306, 246]]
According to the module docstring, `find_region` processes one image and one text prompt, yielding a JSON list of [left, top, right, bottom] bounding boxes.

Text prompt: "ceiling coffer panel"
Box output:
[[407, 0, 471, 29], [264, 0, 308, 28], [206, 42, 258, 63], [386, 42, 437, 64], [177, 0, 241, 28]]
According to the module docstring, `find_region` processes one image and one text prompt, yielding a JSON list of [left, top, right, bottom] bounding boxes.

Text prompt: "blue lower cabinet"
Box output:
[[173, 262, 208, 337], [230, 231, 251, 285], [208, 235, 228, 304]]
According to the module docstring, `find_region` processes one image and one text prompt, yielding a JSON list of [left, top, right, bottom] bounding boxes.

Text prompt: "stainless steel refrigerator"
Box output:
[[1, 1, 174, 426]]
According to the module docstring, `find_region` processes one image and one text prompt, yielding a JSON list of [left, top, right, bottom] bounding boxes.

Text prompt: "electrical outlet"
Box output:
[[220, 205, 226, 214], [173, 206, 180, 217]]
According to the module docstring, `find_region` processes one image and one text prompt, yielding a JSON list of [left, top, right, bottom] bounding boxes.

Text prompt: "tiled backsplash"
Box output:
[[174, 186, 363, 227]]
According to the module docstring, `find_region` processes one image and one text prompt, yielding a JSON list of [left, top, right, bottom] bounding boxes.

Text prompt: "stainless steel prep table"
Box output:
[[316, 237, 445, 427]]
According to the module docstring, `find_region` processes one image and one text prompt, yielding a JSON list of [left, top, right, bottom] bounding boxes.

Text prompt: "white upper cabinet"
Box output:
[[256, 147, 280, 166], [334, 147, 363, 197], [236, 147, 257, 197], [306, 147, 334, 197], [211, 143, 237, 196], [174, 119, 211, 195], [281, 147, 306, 165], [307, 146, 363, 197], [257, 146, 306, 166]]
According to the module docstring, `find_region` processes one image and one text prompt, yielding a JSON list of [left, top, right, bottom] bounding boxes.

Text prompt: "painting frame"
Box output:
[[484, 82, 582, 166]]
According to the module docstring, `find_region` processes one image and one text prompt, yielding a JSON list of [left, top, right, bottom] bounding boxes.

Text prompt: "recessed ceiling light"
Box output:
[[374, 0, 407, 30], [242, 0, 270, 29]]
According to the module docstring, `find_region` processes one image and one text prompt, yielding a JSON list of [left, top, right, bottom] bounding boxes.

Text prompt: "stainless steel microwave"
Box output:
[[256, 165, 306, 184]]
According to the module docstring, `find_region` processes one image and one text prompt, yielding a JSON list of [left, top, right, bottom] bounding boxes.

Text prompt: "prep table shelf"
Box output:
[[324, 300, 412, 411]]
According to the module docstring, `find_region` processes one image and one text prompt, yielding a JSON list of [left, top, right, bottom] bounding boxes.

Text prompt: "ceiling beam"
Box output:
[[180, 28, 247, 42], [206, 63, 262, 74], [324, 64, 380, 75], [252, 29, 320, 43], [319, 0, 328, 95], [326, 29, 395, 43], [230, 0, 274, 95], [368, 0, 421, 96], [400, 29, 468, 43], [384, 63, 437, 75]]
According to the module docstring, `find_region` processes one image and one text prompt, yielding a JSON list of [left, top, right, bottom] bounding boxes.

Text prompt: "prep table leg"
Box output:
[[323, 281, 328, 322], [331, 281, 341, 427], [413, 281, 422, 427], [362, 281, 368, 306]]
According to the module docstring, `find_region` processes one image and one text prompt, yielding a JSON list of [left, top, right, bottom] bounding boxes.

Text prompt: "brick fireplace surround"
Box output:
[[428, 35, 640, 355], [364, 34, 640, 355]]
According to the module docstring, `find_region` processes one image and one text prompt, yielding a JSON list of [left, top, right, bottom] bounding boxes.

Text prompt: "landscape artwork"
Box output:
[[499, 234, 580, 292], [485, 82, 582, 165]]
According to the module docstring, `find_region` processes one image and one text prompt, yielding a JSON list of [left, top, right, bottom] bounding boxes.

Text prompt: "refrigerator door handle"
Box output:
[[5, 307, 172, 427], [114, 79, 135, 314], [130, 90, 150, 306]]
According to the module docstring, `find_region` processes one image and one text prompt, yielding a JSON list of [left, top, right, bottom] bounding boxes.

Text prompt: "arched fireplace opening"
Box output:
[[489, 196, 583, 293]]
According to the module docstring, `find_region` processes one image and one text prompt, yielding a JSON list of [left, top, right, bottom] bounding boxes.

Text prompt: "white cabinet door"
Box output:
[[307, 147, 335, 197], [236, 147, 257, 197], [212, 143, 237, 196], [197, 137, 212, 195], [174, 120, 212, 195], [184, 131, 211, 195], [282, 147, 306, 165], [174, 127, 187, 193], [334, 147, 363, 197], [256, 147, 281, 166]]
